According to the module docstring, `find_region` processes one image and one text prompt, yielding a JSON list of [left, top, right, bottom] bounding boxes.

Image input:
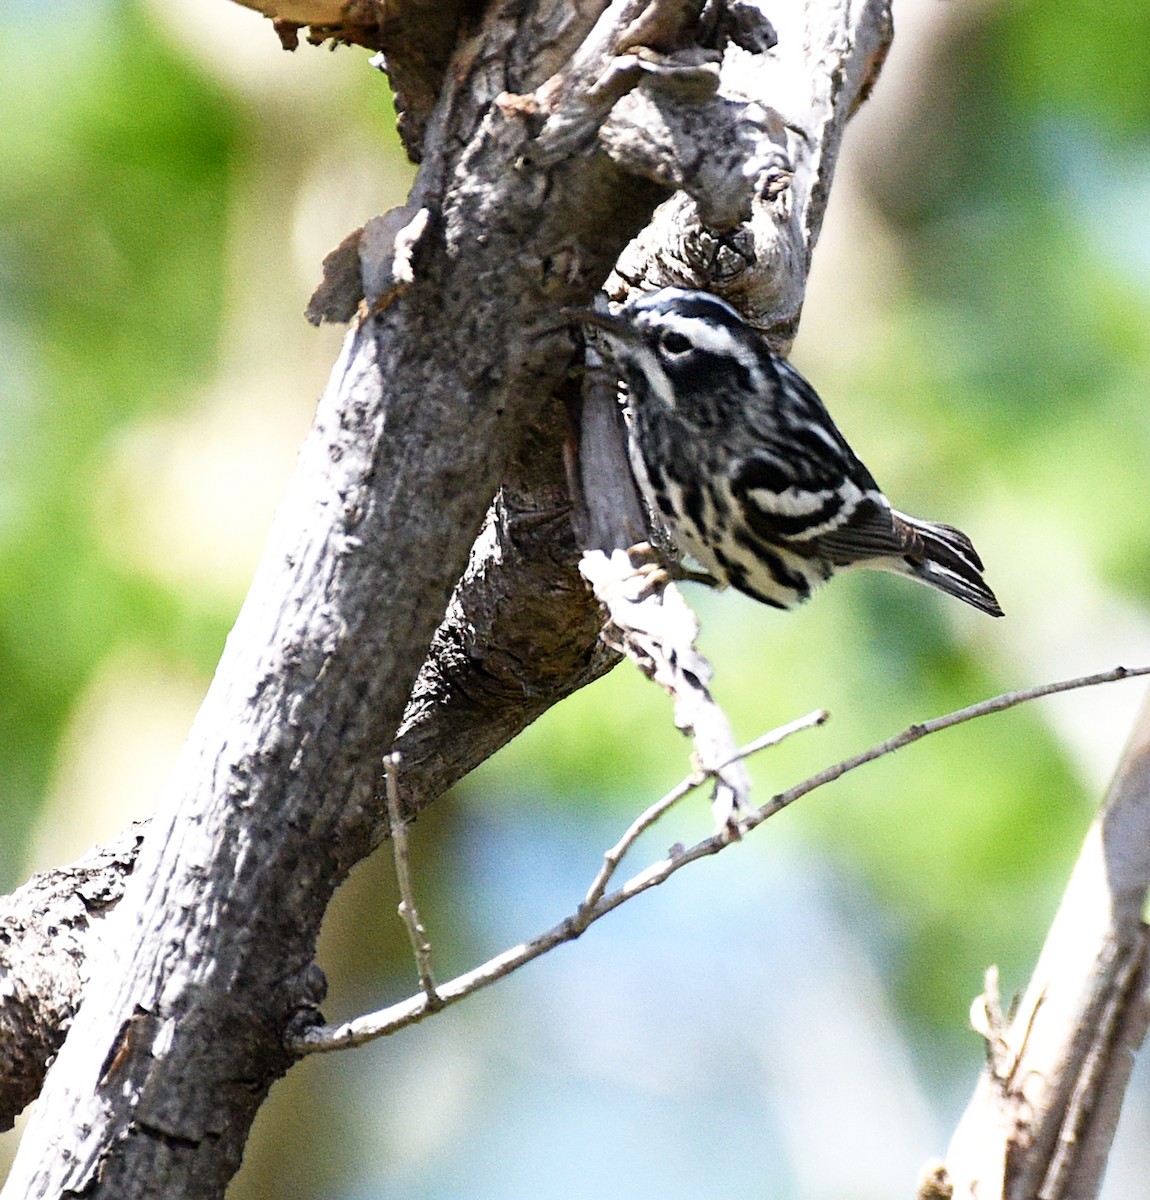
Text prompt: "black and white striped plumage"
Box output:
[[575, 288, 1003, 617]]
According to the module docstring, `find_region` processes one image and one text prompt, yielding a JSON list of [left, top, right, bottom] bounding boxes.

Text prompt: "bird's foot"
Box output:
[[625, 542, 719, 596], [624, 541, 672, 599]]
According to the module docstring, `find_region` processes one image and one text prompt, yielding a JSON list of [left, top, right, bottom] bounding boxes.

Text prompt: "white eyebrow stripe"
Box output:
[[642, 310, 761, 375]]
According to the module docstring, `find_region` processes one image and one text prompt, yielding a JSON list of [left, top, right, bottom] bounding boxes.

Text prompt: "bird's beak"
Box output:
[[559, 305, 635, 343]]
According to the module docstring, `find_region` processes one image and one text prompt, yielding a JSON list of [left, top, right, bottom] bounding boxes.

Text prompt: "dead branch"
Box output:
[[0, 2, 896, 1183], [294, 666, 1150, 1056], [1, 4, 718, 1193], [292, 708, 827, 1053], [936, 684, 1150, 1200]]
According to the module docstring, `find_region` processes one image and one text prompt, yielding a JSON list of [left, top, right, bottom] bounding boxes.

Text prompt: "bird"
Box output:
[[567, 287, 1003, 617]]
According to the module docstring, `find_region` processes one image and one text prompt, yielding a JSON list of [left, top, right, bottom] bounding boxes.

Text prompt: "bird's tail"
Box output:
[[892, 512, 1004, 617]]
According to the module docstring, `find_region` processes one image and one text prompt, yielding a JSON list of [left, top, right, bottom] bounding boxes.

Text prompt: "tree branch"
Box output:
[[293, 666, 1150, 1056], [936, 681, 1150, 1200], [749, 665, 1150, 833], [384, 403, 619, 833], [1, 4, 704, 1193], [0, 429, 614, 1133], [0, 1, 898, 1183], [0, 825, 146, 1132], [293, 708, 828, 1053], [611, 0, 893, 343], [231, 0, 476, 160]]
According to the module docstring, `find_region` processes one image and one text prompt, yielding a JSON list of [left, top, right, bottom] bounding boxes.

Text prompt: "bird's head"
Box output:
[[564, 288, 762, 412]]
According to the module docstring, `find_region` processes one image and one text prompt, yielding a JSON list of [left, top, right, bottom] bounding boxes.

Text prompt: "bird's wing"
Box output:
[[806, 498, 921, 564], [732, 453, 903, 559]]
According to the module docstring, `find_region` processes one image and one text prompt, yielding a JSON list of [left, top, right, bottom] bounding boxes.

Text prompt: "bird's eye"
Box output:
[[659, 329, 692, 356]]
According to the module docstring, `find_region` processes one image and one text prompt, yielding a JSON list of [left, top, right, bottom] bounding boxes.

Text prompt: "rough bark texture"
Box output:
[[0, 827, 146, 1133], [0, 1, 893, 1192], [387, 400, 620, 828], [610, 0, 891, 344]]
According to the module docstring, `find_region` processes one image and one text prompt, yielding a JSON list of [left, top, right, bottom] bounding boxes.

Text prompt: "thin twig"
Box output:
[[294, 711, 823, 1055], [742, 663, 1150, 834], [384, 752, 440, 1008], [577, 708, 829, 919], [291, 664, 1150, 1056]]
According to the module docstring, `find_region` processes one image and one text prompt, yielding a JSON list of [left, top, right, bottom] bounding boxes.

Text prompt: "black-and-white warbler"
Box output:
[[571, 287, 1003, 617]]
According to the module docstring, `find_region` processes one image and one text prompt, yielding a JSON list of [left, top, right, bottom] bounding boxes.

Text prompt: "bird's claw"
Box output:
[[625, 542, 672, 599]]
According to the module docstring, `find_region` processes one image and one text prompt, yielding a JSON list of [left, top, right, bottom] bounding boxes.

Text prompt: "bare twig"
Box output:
[[577, 708, 829, 919], [969, 965, 1014, 1080], [291, 664, 1150, 1057], [744, 663, 1150, 833], [292, 709, 826, 1055], [384, 753, 439, 1008]]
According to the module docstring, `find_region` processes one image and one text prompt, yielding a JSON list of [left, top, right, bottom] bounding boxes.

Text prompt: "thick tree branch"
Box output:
[[0, 0, 902, 1147], [385, 402, 619, 832], [611, 0, 893, 343], [0, 414, 617, 1132], [1, 5, 699, 1194], [0, 826, 146, 1132], [0, 0, 896, 1181]]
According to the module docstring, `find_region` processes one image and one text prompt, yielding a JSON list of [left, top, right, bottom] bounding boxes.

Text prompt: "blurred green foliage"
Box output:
[[0, 2, 238, 881], [4, 0, 1150, 1195]]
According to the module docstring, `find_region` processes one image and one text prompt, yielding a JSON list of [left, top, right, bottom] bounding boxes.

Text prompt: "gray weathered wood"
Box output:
[[1, 4, 689, 1193], [0, 2, 894, 1190], [936, 692, 1150, 1200]]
